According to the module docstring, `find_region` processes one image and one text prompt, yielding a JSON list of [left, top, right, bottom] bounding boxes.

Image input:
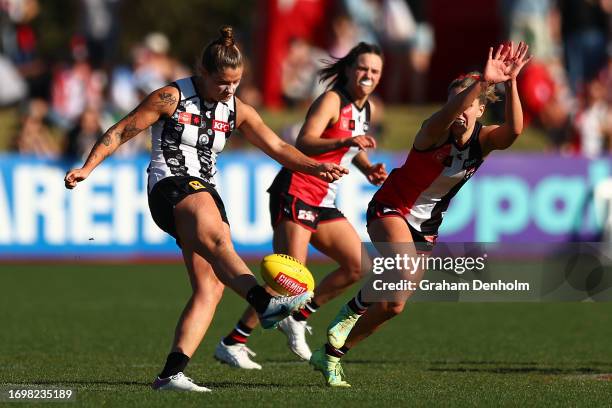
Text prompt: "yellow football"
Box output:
[[260, 254, 315, 296]]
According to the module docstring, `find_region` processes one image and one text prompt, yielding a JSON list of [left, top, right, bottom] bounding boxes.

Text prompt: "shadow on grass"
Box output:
[[427, 361, 612, 375], [6, 379, 317, 389]]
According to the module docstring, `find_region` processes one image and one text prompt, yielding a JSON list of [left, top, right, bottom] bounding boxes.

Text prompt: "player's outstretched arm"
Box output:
[[352, 151, 387, 185], [415, 43, 512, 150], [64, 86, 179, 189], [480, 42, 532, 155], [295, 92, 377, 155], [236, 98, 348, 182]]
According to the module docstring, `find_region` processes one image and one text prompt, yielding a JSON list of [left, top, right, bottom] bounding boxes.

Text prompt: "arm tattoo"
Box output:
[[154, 92, 177, 108], [122, 111, 143, 140], [100, 133, 112, 146]]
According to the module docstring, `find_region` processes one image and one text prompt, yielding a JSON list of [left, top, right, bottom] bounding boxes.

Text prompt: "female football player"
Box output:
[[310, 42, 532, 387], [215, 42, 387, 369], [64, 26, 348, 392]]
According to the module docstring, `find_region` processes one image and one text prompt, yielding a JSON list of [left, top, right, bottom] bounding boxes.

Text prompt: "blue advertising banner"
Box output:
[[0, 153, 610, 259]]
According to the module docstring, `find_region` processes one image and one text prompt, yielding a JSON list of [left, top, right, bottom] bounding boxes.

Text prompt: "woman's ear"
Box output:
[[476, 103, 486, 118]]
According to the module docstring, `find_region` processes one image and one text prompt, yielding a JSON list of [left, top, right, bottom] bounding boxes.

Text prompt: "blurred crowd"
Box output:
[[1, 0, 612, 159]]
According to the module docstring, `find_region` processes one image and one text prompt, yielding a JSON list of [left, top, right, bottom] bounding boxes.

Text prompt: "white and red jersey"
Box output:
[[374, 122, 485, 235], [278, 88, 370, 208]]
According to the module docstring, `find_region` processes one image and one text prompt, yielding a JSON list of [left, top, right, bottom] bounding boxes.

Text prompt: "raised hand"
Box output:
[[503, 41, 532, 80], [314, 162, 349, 182], [482, 43, 513, 84]]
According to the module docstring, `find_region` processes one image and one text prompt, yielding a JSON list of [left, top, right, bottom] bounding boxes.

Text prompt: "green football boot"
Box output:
[[309, 347, 351, 387], [327, 304, 361, 349]]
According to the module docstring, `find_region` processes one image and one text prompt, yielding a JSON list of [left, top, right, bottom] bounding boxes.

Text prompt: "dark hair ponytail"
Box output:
[[318, 42, 383, 88], [200, 25, 243, 74]]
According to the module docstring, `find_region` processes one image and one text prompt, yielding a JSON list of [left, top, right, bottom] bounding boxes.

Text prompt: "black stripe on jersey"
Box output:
[[420, 123, 484, 235], [333, 87, 371, 114], [160, 119, 188, 177]]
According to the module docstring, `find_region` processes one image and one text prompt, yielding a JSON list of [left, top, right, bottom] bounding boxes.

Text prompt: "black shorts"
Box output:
[[269, 192, 345, 232], [366, 199, 437, 252], [148, 176, 229, 242]]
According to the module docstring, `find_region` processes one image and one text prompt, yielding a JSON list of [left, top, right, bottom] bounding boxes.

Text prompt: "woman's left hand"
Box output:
[[504, 41, 532, 80]]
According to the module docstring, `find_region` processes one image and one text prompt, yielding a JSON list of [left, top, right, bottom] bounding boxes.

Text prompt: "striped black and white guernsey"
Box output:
[[147, 77, 236, 192]]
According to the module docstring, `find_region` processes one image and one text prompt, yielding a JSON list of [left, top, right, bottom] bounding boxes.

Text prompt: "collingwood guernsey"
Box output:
[[147, 77, 236, 192]]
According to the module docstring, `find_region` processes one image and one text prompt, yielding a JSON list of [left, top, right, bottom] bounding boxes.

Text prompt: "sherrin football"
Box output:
[[260, 254, 315, 296]]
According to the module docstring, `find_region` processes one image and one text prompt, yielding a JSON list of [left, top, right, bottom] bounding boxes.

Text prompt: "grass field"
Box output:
[[1, 263, 612, 407]]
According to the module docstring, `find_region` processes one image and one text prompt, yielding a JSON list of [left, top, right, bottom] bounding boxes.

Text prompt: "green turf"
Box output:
[[1, 263, 611, 407]]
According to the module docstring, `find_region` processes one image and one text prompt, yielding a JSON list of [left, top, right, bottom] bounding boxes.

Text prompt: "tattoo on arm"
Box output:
[[122, 111, 143, 140], [154, 92, 177, 108]]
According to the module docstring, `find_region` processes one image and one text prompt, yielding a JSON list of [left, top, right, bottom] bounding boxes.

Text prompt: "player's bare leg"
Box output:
[[153, 250, 223, 392], [278, 219, 364, 360], [174, 193, 312, 329], [216, 220, 312, 367], [328, 216, 417, 348], [312, 216, 418, 386], [174, 193, 260, 298], [171, 250, 225, 357], [310, 219, 364, 305]]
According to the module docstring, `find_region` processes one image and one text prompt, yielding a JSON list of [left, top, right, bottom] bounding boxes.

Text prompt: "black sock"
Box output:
[[325, 343, 349, 358], [246, 285, 272, 314], [159, 352, 190, 378], [222, 320, 253, 346], [292, 299, 319, 321], [347, 291, 371, 315]]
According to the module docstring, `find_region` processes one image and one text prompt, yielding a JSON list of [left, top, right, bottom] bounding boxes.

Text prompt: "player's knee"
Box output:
[[381, 301, 405, 318], [193, 282, 224, 305], [199, 231, 233, 257], [343, 258, 364, 283]]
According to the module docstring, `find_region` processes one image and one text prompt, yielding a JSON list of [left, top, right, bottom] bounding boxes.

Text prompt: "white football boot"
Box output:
[[214, 341, 262, 370], [277, 315, 313, 360], [151, 372, 211, 392], [259, 291, 313, 329]]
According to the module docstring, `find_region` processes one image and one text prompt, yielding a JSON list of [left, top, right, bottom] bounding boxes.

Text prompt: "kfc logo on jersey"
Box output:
[[297, 210, 316, 222], [363, 121, 370, 132], [212, 120, 230, 132]]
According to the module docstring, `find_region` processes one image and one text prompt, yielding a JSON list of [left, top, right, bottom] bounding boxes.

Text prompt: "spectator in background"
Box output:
[[328, 14, 360, 58], [79, 0, 120, 70], [380, 0, 433, 103], [559, 0, 609, 93], [341, 0, 382, 46], [49, 36, 105, 129], [64, 105, 103, 161], [1, 0, 49, 101], [281, 37, 326, 107], [0, 53, 27, 106], [506, 0, 574, 149], [132, 32, 190, 94], [572, 76, 612, 157], [518, 57, 572, 148], [11, 98, 60, 157], [501, 0, 559, 60], [65, 105, 149, 160]]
